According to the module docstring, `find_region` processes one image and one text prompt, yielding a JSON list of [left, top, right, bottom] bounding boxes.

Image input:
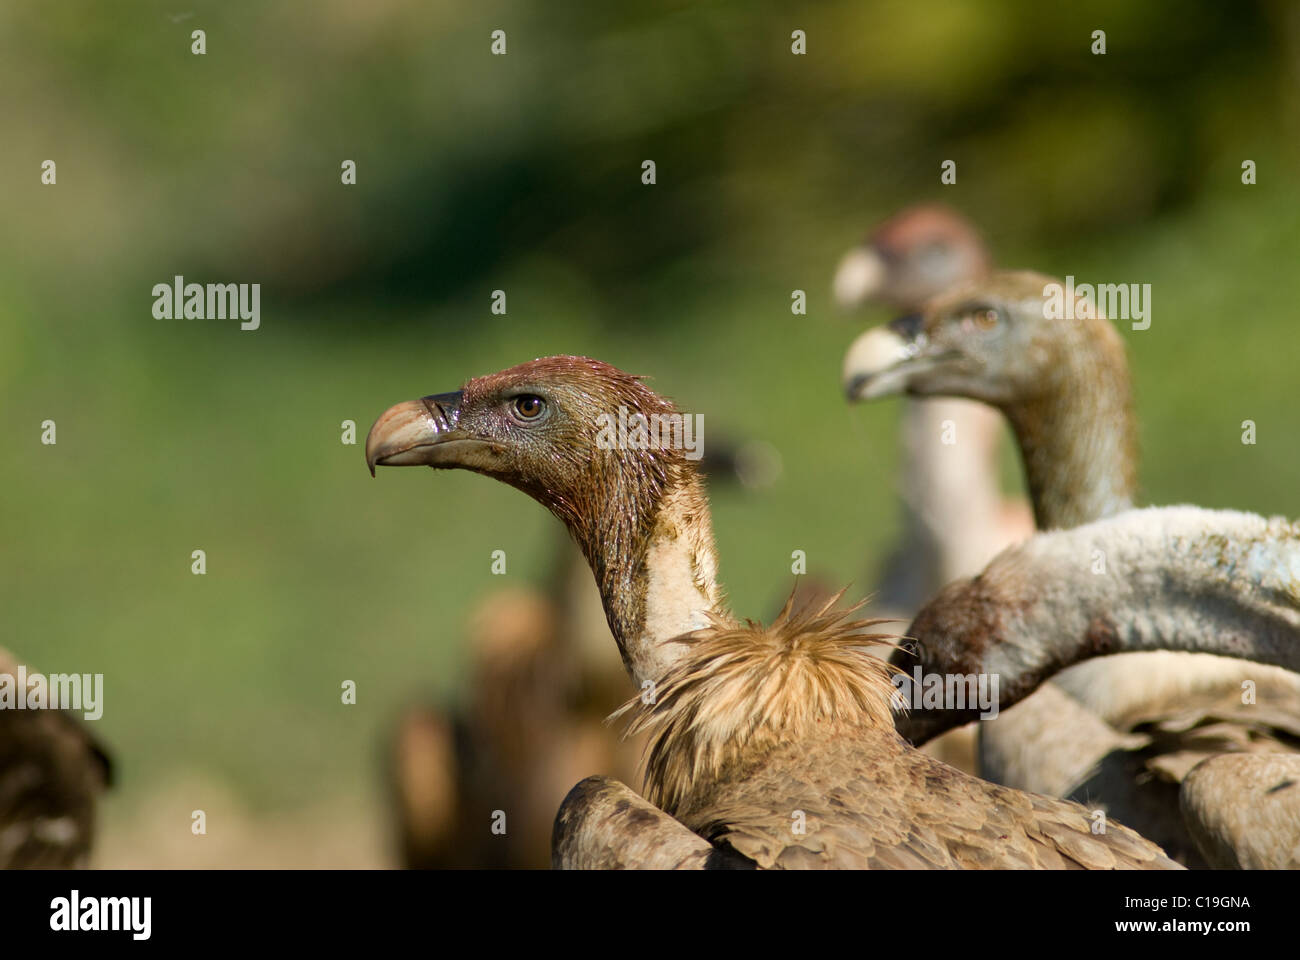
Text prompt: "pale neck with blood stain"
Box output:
[[583, 471, 732, 691]]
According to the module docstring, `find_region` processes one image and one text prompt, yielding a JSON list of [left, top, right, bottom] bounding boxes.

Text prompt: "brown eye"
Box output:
[[962, 308, 1000, 333], [512, 395, 545, 420]]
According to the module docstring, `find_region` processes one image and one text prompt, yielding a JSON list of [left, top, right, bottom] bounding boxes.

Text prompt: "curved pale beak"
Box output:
[[833, 247, 887, 310], [365, 391, 479, 476], [842, 326, 915, 402]]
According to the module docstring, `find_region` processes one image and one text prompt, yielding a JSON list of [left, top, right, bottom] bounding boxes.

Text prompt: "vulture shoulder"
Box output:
[[685, 727, 1181, 870], [1180, 753, 1300, 869], [612, 600, 1180, 870]]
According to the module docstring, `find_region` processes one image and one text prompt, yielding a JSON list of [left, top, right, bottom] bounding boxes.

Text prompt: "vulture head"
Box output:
[[833, 204, 990, 312], [843, 270, 1078, 405], [842, 270, 1136, 528], [367, 355, 687, 526], [366, 356, 719, 684]]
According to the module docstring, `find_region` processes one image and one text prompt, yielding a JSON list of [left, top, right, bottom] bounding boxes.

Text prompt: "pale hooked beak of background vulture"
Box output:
[[842, 313, 934, 402], [832, 246, 887, 310], [365, 391, 491, 476]]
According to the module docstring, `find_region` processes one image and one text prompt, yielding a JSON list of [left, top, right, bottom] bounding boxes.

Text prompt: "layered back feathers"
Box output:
[[616, 593, 899, 814]]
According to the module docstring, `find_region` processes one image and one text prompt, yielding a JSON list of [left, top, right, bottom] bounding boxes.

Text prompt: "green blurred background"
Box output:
[[2, 0, 1297, 865]]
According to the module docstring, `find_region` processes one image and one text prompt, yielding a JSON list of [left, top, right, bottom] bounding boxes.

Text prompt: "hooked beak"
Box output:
[[365, 391, 498, 476], [832, 246, 887, 311], [842, 314, 936, 402]]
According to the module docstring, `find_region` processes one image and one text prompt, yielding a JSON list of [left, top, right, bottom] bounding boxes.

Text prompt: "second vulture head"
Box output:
[[842, 269, 1129, 407], [843, 270, 1057, 406]]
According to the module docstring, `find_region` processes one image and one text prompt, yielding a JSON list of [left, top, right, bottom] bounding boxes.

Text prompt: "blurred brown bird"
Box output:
[[388, 583, 638, 869], [0, 648, 113, 868]]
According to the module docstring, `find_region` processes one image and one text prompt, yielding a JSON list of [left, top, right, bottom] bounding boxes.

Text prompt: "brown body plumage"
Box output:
[[617, 596, 1173, 869], [366, 356, 1180, 869], [1181, 754, 1300, 869]]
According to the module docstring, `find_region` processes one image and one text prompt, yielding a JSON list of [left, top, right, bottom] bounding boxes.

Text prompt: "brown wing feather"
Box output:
[[682, 727, 1181, 870], [552, 776, 750, 869]]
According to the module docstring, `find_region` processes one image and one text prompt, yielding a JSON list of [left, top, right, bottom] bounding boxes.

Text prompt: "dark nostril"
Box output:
[[420, 396, 443, 424], [420, 391, 463, 430], [889, 313, 924, 341]]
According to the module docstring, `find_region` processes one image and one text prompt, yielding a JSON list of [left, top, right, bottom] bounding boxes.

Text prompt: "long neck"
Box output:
[[898, 506, 1300, 745], [1003, 318, 1137, 529], [887, 398, 1011, 609], [567, 467, 731, 689]]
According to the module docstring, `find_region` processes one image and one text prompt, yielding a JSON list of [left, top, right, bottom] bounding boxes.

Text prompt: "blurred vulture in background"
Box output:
[[845, 268, 1300, 867], [834, 205, 1033, 774], [834, 205, 1031, 610], [0, 648, 113, 868]]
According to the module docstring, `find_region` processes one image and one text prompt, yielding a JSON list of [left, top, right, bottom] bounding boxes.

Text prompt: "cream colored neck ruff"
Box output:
[[616, 595, 898, 816]]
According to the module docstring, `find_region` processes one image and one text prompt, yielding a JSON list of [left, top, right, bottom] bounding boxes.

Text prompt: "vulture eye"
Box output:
[[511, 395, 546, 422], [961, 307, 1001, 333]]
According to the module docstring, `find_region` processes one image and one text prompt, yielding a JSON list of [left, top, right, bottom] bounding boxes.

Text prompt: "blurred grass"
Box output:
[[1, 0, 1297, 858]]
